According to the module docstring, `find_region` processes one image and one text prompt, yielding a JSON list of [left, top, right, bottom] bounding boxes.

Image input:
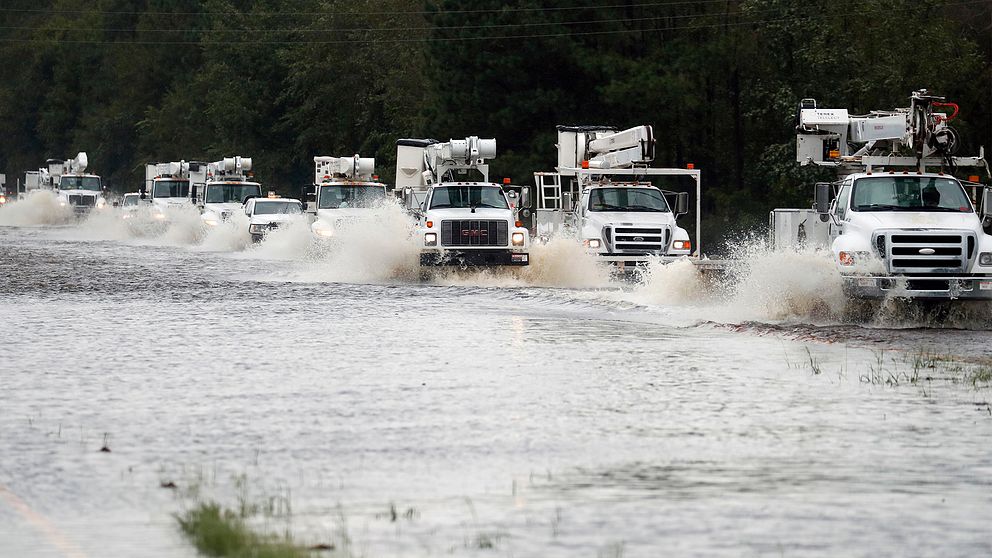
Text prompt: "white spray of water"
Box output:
[[0, 192, 74, 226], [297, 202, 422, 283], [245, 217, 314, 261], [629, 258, 707, 306], [197, 211, 251, 252]]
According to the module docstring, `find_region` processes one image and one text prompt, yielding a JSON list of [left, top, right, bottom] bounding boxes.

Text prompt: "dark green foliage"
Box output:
[[177, 502, 307, 558], [0, 0, 990, 242]]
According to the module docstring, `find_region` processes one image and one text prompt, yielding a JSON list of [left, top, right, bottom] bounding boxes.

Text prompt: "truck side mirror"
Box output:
[[675, 192, 689, 216], [520, 186, 531, 208], [814, 182, 832, 214], [982, 187, 992, 226], [190, 184, 197, 202], [139, 186, 146, 200], [562, 195, 573, 213]]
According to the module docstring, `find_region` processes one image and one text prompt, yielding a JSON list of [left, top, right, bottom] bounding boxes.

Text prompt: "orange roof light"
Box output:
[[686, 163, 695, 170], [581, 160, 590, 169], [372, 175, 379, 180], [828, 149, 840, 158], [503, 178, 511, 184], [969, 175, 980, 182]]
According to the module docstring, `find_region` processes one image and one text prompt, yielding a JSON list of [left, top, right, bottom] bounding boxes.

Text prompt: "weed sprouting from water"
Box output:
[[177, 502, 308, 558], [804, 347, 823, 375]]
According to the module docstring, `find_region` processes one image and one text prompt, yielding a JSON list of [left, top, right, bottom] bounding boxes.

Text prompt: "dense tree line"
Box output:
[[1, 0, 990, 241]]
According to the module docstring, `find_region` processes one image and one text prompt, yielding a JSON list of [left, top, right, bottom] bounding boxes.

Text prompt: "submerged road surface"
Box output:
[[1, 218, 991, 557]]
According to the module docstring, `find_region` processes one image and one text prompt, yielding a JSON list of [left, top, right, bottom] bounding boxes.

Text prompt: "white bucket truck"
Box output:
[[305, 155, 387, 238], [24, 152, 108, 214], [532, 125, 698, 266], [142, 161, 205, 220], [770, 90, 992, 299], [196, 156, 262, 226], [395, 136, 530, 267]]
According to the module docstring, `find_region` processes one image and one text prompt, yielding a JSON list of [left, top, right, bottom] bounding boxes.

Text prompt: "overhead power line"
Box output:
[[0, 0, 982, 46]]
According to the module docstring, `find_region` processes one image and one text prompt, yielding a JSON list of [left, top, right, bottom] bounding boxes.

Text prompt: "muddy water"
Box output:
[[1, 201, 991, 557]]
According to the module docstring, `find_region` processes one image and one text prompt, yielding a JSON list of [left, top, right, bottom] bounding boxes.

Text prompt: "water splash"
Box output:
[[0, 191, 74, 226]]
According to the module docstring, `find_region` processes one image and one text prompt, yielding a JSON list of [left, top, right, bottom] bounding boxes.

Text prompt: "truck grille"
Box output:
[[68, 194, 96, 207], [440, 220, 508, 247], [876, 231, 974, 273], [608, 226, 670, 253]]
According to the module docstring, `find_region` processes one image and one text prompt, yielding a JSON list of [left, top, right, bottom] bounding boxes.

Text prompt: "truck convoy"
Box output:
[[23, 152, 108, 214], [395, 136, 530, 266], [771, 89, 992, 299], [197, 156, 262, 226], [306, 155, 387, 238], [143, 161, 206, 218], [532, 125, 696, 265]]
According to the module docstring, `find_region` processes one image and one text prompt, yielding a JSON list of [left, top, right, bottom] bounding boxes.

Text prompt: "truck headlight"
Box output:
[[672, 240, 691, 251], [425, 232, 437, 246], [314, 227, 334, 237], [838, 251, 869, 266], [980, 252, 992, 266], [511, 232, 525, 246], [204, 218, 219, 226], [249, 224, 265, 234], [584, 238, 601, 249]]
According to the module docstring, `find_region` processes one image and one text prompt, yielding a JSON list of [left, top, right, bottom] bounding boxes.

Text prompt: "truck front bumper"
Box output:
[[421, 249, 529, 267], [842, 275, 992, 300]]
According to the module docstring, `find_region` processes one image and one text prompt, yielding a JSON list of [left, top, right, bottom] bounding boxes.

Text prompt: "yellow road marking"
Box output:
[[0, 483, 88, 558]]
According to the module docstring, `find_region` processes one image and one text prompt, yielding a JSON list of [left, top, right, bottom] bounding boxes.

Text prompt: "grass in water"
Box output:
[[177, 502, 311, 558]]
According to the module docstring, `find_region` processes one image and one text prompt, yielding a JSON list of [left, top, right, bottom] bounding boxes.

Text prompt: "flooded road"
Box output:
[[1, 204, 991, 557]]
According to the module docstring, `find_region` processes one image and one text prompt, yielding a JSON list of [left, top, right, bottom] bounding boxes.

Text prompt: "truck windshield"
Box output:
[[429, 186, 508, 209], [852, 176, 973, 212], [152, 180, 189, 198], [254, 201, 302, 215], [205, 183, 262, 204], [318, 185, 386, 209], [589, 188, 670, 212], [59, 176, 102, 191]]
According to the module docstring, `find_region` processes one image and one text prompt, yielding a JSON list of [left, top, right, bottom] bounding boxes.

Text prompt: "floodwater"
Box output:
[[1, 194, 991, 557]]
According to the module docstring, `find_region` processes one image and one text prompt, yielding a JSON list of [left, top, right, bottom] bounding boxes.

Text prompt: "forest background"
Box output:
[[2, 0, 991, 241]]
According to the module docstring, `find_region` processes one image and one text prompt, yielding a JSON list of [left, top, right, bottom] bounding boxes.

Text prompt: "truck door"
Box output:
[[829, 181, 852, 242]]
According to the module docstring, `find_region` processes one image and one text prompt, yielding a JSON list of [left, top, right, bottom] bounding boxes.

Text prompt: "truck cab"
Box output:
[[244, 197, 305, 242], [819, 171, 992, 298], [396, 137, 529, 267], [120, 192, 154, 220], [198, 157, 261, 226], [57, 173, 108, 214], [305, 155, 388, 239]]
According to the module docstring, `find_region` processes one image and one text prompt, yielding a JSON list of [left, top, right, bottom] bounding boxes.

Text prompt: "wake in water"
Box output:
[[0, 191, 74, 226]]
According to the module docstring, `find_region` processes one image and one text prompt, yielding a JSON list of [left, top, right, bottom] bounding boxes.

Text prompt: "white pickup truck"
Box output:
[[243, 197, 305, 243]]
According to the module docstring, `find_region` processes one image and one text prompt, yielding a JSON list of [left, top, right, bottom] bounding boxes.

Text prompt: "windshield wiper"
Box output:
[[856, 204, 911, 211], [592, 204, 626, 211], [625, 205, 665, 212], [472, 203, 505, 209], [430, 204, 454, 209]]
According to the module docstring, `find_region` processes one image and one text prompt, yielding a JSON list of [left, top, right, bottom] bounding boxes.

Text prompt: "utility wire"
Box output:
[[0, 0, 755, 18], [0, 0, 982, 45]]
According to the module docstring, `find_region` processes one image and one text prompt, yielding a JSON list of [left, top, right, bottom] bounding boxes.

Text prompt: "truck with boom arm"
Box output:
[[196, 156, 262, 226], [396, 136, 530, 267], [770, 89, 992, 299], [143, 160, 206, 219], [23, 152, 108, 214], [305, 155, 388, 238], [532, 125, 699, 266]]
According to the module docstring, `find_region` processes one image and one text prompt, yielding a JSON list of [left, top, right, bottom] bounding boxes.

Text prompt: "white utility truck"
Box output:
[[395, 136, 530, 267], [244, 196, 305, 243], [143, 161, 206, 219], [305, 155, 388, 238], [771, 90, 992, 299], [532, 125, 697, 266], [197, 156, 262, 226], [24, 153, 108, 213]]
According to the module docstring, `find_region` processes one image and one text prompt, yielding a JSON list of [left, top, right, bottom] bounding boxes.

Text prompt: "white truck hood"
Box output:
[[850, 211, 982, 230], [425, 208, 512, 220], [250, 214, 301, 226], [315, 208, 377, 221], [203, 202, 242, 217], [584, 210, 676, 227], [153, 197, 191, 208]]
